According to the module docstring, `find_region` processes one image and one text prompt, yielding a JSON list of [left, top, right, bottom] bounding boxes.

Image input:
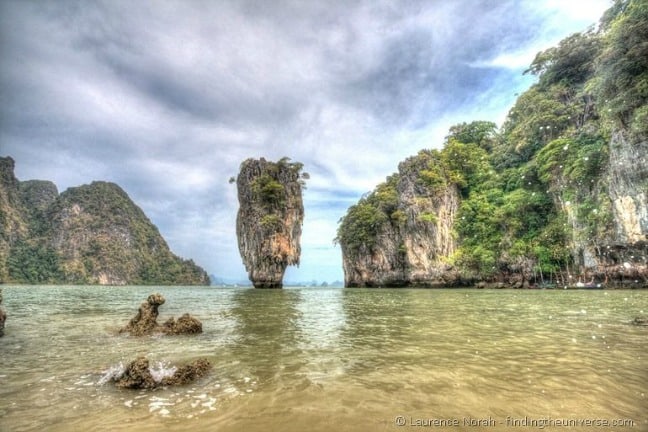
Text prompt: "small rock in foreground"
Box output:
[[111, 356, 211, 389], [632, 317, 648, 326], [120, 293, 202, 336], [0, 288, 6, 337]]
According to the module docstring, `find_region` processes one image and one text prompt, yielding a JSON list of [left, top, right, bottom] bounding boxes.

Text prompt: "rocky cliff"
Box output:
[[0, 156, 209, 285], [235, 157, 306, 288], [338, 0, 647, 288], [338, 152, 461, 287]]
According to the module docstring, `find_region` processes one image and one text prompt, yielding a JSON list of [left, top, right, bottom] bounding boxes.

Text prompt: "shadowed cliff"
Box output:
[[0, 157, 210, 285]]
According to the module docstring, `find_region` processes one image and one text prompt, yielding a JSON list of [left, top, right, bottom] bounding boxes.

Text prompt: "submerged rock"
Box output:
[[235, 157, 306, 288], [111, 356, 211, 389], [163, 313, 203, 335], [0, 288, 6, 337], [162, 358, 211, 386], [120, 293, 202, 336], [632, 317, 648, 326]]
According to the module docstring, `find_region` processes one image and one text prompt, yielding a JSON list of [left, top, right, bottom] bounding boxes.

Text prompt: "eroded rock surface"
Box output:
[[235, 158, 306, 288], [120, 293, 202, 336], [632, 317, 648, 326], [0, 288, 6, 337], [111, 356, 211, 389], [338, 152, 462, 287], [163, 313, 203, 335]]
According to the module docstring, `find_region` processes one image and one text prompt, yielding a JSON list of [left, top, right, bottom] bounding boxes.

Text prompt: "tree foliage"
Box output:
[[337, 1, 645, 282], [7, 241, 62, 283], [593, 0, 648, 137]]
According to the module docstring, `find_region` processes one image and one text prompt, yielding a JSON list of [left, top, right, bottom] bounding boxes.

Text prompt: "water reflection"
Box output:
[[340, 289, 416, 371], [227, 289, 306, 386]]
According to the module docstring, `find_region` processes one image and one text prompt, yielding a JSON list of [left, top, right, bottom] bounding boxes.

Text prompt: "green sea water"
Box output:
[[0, 286, 646, 431]]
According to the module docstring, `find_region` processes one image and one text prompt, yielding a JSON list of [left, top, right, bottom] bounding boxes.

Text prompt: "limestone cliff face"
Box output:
[[47, 181, 210, 285], [339, 1, 648, 288], [0, 157, 29, 281], [607, 131, 647, 247], [339, 152, 460, 287], [589, 131, 647, 280], [544, 129, 647, 283], [236, 158, 305, 288], [0, 156, 209, 285], [19, 180, 58, 212], [398, 156, 459, 285]]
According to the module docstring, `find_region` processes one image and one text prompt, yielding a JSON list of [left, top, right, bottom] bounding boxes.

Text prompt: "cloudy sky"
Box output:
[[0, 0, 610, 284]]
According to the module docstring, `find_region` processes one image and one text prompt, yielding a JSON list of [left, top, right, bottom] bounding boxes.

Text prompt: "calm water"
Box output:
[[0, 286, 646, 432]]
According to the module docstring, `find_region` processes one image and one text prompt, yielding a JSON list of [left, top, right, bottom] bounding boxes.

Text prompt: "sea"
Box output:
[[0, 286, 646, 431]]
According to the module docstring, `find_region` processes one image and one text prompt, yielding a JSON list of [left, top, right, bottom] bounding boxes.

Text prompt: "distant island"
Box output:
[[336, 1, 647, 289], [0, 157, 209, 285]]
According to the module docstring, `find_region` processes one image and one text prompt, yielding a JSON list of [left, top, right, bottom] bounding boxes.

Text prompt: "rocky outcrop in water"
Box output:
[[110, 356, 211, 389], [338, 152, 461, 287], [632, 317, 648, 326], [0, 288, 6, 337], [120, 293, 202, 336], [235, 157, 306, 288], [0, 156, 209, 285], [337, 2, 647, 288]]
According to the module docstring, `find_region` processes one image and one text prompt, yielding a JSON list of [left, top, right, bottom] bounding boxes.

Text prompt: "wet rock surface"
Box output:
[[632, 317, 648, 326], [163, 313, 203, 335], [120, 293, 202, 336], [0, 288, 6, 337], [112, 356, 211, 389]]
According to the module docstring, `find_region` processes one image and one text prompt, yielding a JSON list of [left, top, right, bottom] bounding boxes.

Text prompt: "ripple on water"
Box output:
[[0, 286, 647, 431]]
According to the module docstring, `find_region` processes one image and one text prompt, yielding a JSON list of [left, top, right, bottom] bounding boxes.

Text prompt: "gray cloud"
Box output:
[[0, 0, 609, 282]]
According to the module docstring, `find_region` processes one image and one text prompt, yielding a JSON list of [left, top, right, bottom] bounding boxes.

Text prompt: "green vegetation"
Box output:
[[260, 214, 283, 231], [337, 0, 646, 282], [7, 240, 61, 283], [334, 174, 399, 254], [252, 174, 286, 206], [593, 0, 648, 138], [1, 178, 209, 285]]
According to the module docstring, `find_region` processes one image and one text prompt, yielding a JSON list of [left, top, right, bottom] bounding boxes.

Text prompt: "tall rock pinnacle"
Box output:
[[235, 157, 306, 288]]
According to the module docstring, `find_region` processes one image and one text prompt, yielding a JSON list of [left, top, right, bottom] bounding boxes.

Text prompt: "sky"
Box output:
[[0, 0, 611, 284]]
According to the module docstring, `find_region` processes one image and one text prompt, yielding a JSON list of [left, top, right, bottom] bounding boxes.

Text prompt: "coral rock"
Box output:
[[114, 357, 158, 389], [163, 313, 203, 335], [112, 357, 211, 389], [632, 317, 648, 326], [161, 359, 211, 386], [120, 293, 202, 336]]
